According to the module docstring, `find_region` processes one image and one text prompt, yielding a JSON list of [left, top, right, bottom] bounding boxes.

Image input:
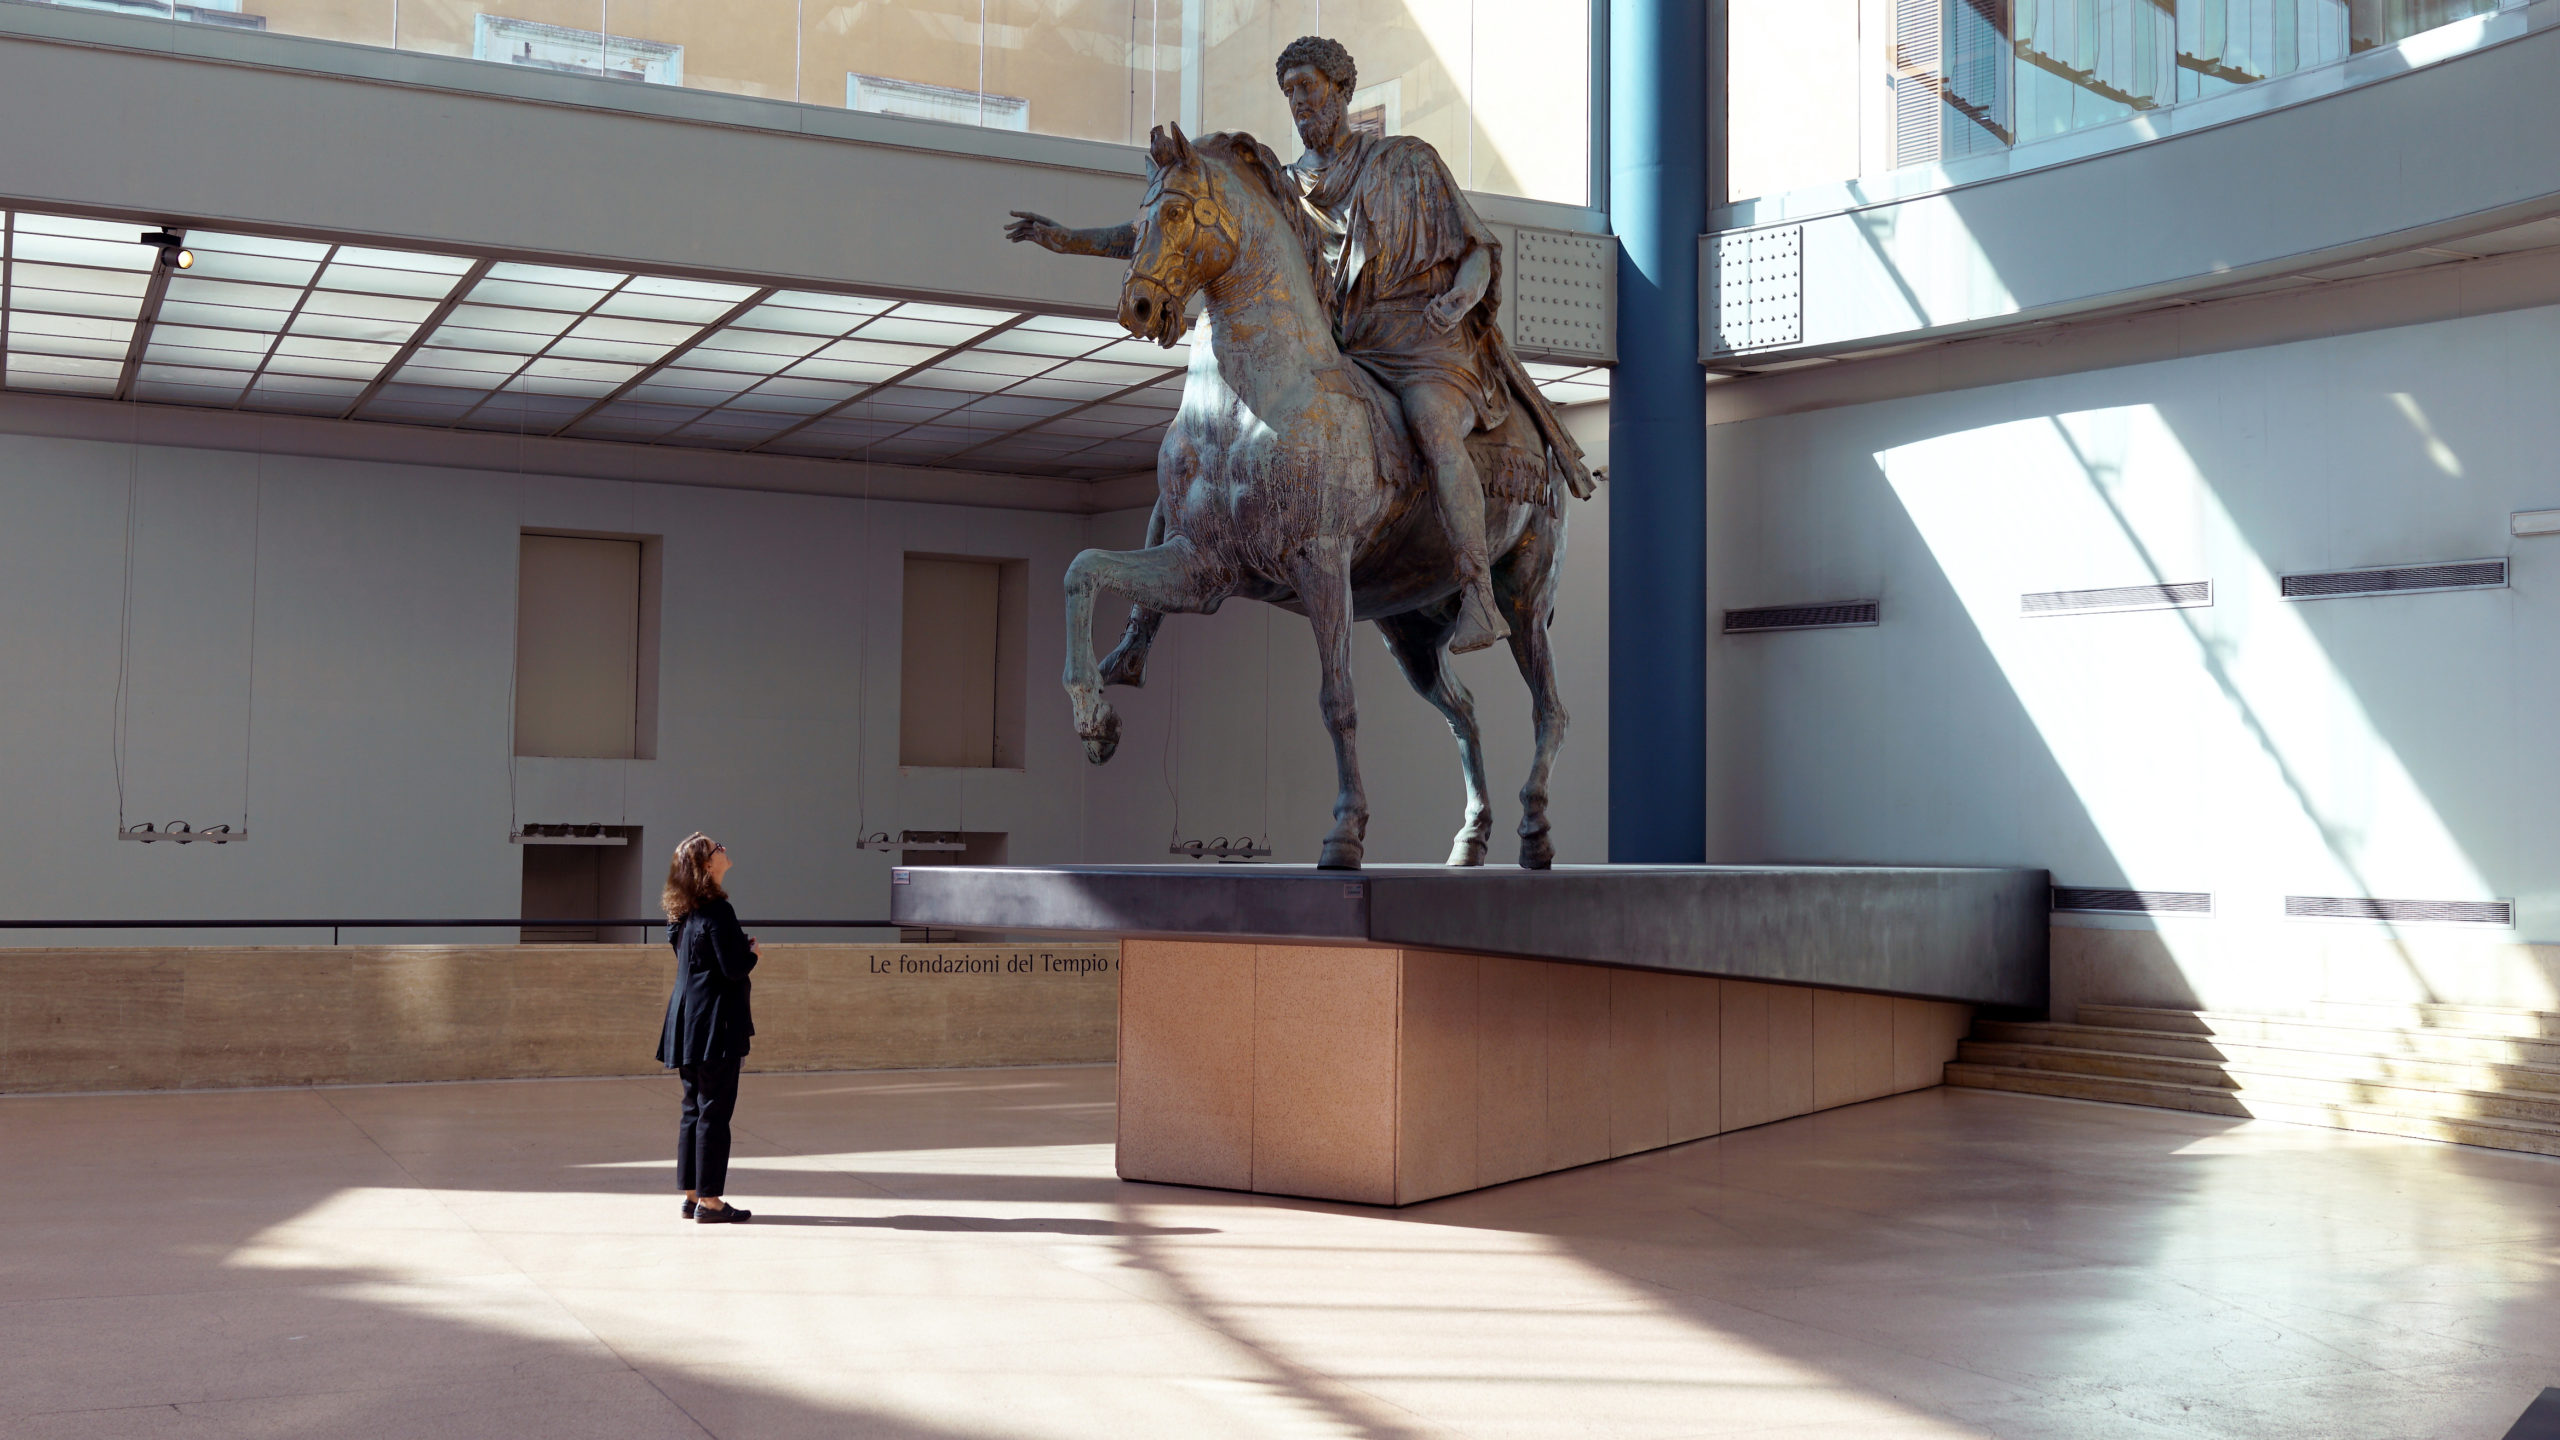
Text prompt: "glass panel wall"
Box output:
[[1729, 0, 2503, 205], [11, 0, 1590, 204]]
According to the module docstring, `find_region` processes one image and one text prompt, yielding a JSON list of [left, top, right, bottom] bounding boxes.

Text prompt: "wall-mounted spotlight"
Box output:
[[139, 229, 193, 271]]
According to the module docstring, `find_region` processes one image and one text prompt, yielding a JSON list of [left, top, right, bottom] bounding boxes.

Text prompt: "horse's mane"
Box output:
[[1193, 131, 1328, 301]]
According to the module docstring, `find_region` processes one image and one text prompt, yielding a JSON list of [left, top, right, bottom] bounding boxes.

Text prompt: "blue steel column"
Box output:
[[1607, 0, 1709, 863]]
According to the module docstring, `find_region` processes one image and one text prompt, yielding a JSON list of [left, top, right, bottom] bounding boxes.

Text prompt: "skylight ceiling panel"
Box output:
[[520, 356, 642, 386], [506, 371, 625, 398], [819, 338, 942, 368], [626, 380, 751, 409], [894, 301, 1020, 327], [1089, 339, 1187, 366], [768, 288, 894, 316], [957, 392, 1077, 418], [1083, 402, 1172, 425], [935, 348, 1060, 378], [302, 291, 439, 325], [547, 336, 675, 366], [11, 232, 152, 272], [318, 262, 461, 300], [8, 329, 128, 361], [781, 357, 903, 386], [446, 303, 579, 337], [407, 347, 522, 377], [466, 278, 613, 312], [357, 384, 480, 418], [651, 365, 765, 393], [597, 291, 738, 324], [134, 381, 249, 408], [333, 246, 475, 275], [695, 326, 829, 360], [156, 299, 297, 334], [425, 324, 551, 357], [7, 354, 121, 391], [179, 250, 321, 288], [486, 260, 629, 290], [576, 399, 705, 426], [1005, 376, 1121, 401], [13, 213, 148, 244], [715, 388, 847, 415], [138, 362, 253, 388], [624, 274, 758, 302], [855, 316, 991, 348], [1037, 415, 1140, 439], [1048, 359, 1166, 386], [259, 352, 380, 381], [747, 374, 868, 401], [274, 334, 402, 365], [1017, 314, 1130, 338], [735, 303, 870, 336], [459, 392, 593, 425], [568, 314, 701, 347], [187, 230, 329, 261], [913, 364, 1018, 395], [978, 328, 1112, 359], [9, 312, 130, 345], [288, 310, 415, 344], [663, 422, 789, 449], [149, 324, 274, 357]]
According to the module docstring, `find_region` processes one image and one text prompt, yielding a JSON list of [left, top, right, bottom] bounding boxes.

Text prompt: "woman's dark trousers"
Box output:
[[677, 1055, 743, 1197]]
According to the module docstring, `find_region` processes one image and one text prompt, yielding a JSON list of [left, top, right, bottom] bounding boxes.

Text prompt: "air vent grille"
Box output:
[[2053, 887, 2212, 915], [2022, 582, 2210, 617], [1723, 600, 1880, 633], [2280, 560, 2506, 600], [2286, 895, 2513, 926]]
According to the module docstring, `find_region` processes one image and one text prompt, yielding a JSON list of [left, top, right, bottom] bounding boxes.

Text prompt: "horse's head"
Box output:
[[1122, 122, 1243, 348]]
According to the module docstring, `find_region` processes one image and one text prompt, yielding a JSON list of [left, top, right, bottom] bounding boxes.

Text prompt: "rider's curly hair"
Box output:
[[1274, 35, 1356, 95]]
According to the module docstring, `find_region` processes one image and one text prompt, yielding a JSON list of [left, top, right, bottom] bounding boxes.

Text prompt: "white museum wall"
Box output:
[[0, 412, 1610, 943], [1706, 303, 2560, 1017]]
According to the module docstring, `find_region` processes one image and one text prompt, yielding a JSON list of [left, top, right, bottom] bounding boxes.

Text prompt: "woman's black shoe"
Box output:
[[695, 1202, 751, 1224], [682, 1199, 697, 1219]]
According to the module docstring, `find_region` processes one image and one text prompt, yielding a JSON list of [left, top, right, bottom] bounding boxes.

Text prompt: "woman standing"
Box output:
[[658, 832, 759, 1224]]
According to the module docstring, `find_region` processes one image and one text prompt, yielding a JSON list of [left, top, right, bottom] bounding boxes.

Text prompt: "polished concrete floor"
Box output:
[[5, 1069, 2558, 1440]]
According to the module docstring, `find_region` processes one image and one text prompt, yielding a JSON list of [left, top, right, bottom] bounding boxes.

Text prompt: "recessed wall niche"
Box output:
[[899, 554, 1027, 769], [515, 531, 662, 760]]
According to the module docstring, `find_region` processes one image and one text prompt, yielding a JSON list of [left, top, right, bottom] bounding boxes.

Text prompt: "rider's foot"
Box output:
[[1448, 583, 1511, 654]]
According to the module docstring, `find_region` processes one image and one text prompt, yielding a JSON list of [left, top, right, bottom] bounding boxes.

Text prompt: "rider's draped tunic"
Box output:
[[1280, 129, 1597, 510]]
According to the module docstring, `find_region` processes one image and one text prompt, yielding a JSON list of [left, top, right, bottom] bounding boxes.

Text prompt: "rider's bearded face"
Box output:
[[1281, 65, 1346, 152]]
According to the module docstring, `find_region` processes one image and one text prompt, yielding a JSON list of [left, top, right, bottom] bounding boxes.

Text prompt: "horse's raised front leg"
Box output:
[[1063, 534, 1219, 765], [1097, 497, 1169, 689], [1376, 602, 1492, 867], [1499, 523, 1572, 870], [1288, 544, 1367, 870]]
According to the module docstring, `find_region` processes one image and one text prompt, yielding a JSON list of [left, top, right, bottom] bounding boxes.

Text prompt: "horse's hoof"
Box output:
[[1318, 839, 1365, 870], [1081, 709, 1121, 766], [1446, 833, 1488, 867], [1518, 834, 1554, 870], [1098, 646, 1148, 689]]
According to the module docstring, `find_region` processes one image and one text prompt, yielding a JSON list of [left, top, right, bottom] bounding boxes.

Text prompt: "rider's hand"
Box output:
[[1425, 289, 1470, 333], [1006, 211, 1070, 252]]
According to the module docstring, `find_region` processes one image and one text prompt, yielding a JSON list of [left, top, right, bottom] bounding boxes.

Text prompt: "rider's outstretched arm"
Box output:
[[1058, 224, 1139, 260]]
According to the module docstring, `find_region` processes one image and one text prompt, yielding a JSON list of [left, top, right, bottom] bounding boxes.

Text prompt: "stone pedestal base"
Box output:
[[1117, 940, 1973, 1206]]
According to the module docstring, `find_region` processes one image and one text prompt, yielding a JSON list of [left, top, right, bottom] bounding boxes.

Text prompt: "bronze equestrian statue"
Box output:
[[1005, 36, 1597, 871]]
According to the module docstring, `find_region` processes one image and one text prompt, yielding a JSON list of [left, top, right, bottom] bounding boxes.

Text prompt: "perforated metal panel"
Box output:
[[2279, 560, 2506, 600], [1705, 226, 1804, 357], [1508, 226, 1614, 363], [1723, 600, 1879, 633], [2052, 887, 2212, 915], [2022, 581, 2211, 616], [2286, 895, 2513, 926]]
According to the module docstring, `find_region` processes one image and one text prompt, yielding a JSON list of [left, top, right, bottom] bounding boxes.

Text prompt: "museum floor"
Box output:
[[5, 1069, 2557, 1440]]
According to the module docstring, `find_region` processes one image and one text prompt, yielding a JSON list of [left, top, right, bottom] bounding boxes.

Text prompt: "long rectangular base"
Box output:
[[1118, 940, 1973, 1206]]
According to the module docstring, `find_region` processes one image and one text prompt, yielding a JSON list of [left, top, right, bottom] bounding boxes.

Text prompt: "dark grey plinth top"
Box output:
[[890, 864, 2049, 1011]]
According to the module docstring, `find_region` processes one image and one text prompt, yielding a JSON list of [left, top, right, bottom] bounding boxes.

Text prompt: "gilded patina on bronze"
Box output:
[[1005, 38, 1595, 871]]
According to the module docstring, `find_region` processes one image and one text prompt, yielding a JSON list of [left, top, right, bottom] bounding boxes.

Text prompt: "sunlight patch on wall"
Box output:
[[1877, 404, 2545, 1009]]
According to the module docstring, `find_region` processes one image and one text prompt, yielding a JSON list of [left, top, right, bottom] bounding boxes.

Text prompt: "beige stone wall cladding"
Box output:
[[2052, 924, 2560, 1020], [0, 944, 1117, 1094], [1118, 940, 1972, 1207]]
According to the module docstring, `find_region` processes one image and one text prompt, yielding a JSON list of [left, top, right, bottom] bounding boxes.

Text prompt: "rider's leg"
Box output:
[[1398, 380, 1509, 654]]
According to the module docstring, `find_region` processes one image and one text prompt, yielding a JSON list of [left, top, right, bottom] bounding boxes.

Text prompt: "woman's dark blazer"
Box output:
[[657, 897, 756, 1067]]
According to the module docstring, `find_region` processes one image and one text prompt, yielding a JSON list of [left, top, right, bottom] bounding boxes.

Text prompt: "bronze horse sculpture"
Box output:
[[1060, 124, 1582, 871]]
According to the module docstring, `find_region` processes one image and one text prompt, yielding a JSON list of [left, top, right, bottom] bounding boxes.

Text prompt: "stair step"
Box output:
[[1962, 1028, 2560, 1096], [1944, 1063, 2560, 1160], [2074, 1006, 2560, 1065], [1960, 1043, 2560, 1125], [2308, 1000, 2560, 1040]]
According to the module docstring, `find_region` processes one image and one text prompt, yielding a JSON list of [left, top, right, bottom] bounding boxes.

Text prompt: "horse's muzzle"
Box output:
[[1119, 278, 1182, 348]]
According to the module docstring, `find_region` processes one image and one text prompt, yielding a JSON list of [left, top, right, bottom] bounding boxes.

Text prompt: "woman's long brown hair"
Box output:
[[662, 832, 728, 921]]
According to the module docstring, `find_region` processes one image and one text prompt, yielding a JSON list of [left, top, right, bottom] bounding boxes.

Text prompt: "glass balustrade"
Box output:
[[11, 0, 1593, 205], [1730, 0, 2506, 206]]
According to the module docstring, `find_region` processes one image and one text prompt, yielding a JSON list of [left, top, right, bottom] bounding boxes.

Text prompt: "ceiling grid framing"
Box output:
[[0, 206, 1613, 486]]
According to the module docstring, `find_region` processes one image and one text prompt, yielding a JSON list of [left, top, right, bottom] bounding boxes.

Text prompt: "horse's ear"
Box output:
[[1167, 120, 1196, 162], [1149, 123, 1185, 170]]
